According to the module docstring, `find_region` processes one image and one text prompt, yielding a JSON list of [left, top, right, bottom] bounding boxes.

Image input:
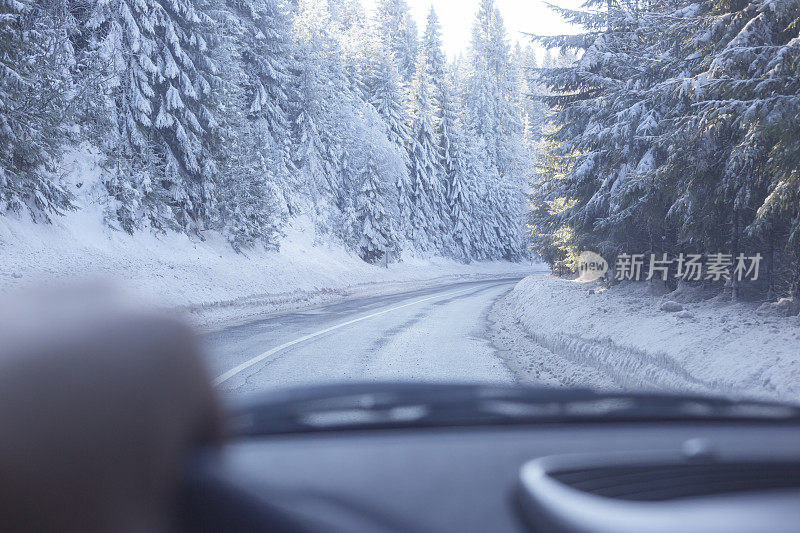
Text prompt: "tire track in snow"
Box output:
[[488, 293, 743, 397]]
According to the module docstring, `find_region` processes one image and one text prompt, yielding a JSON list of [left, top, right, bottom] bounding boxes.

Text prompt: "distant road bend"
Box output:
[[204, 278, 524, 394]]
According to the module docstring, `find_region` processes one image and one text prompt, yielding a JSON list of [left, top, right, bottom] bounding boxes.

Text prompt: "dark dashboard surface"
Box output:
[[214, 422, 800, 532]]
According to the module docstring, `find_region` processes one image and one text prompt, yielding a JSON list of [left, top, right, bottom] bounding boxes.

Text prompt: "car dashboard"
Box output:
[[184, 420, 800, 532]]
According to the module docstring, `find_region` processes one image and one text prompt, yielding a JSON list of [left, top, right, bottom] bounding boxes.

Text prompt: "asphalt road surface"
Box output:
[[203, 278, 523, 394]]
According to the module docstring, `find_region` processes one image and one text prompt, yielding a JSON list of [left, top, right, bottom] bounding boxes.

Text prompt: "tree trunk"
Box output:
[[731, 211, 740, 301], [791, 246, 800, 299], [767, 235, 775, 301]]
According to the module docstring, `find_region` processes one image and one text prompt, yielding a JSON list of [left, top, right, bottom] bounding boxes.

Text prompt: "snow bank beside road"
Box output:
[[0, 147, 538, 330], [0, 210, 535, 331], [491, 274, 800, 402]]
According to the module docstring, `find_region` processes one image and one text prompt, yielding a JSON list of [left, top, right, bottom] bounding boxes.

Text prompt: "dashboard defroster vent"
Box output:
[[549, 462, 800, 501], [518, 450, 800, 533]]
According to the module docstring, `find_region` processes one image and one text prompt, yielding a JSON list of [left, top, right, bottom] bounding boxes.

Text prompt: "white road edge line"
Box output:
[[212, 287, 475, 386]]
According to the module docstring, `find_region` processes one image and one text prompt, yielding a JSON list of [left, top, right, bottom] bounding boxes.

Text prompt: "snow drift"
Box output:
[[492, 274, 800, 403]]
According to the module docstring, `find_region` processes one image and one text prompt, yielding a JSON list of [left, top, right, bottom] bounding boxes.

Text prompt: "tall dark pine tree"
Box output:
[[529, 0, 684, 260], [531, 0, 800, 298], [679, 0, 800, 298]]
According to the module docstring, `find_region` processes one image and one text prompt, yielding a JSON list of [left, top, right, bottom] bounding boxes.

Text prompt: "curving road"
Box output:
[[203, 278, 524, 394]]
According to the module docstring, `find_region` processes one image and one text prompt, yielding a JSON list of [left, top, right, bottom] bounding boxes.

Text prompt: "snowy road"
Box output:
[[203, 278, 522, 394]]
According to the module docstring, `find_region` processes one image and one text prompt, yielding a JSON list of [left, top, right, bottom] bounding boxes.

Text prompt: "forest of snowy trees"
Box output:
[[530, 0, 800, 300], [0, 0, 536, 263]]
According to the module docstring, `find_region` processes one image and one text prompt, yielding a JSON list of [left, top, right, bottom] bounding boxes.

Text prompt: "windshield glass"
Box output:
[[2, 0, 798, 406]]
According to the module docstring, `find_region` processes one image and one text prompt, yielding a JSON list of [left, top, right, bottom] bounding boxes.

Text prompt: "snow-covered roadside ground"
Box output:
[[0, 214, 535, 331], [0, 150, 537, 331], [490, 274, 800, 403]]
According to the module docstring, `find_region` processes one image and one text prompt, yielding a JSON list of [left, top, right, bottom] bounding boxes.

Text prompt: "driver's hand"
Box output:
[[0, 286, 220, 532]]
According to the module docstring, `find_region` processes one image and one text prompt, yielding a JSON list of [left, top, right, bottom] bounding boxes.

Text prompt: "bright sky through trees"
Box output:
[[361, 0, 580, 58]]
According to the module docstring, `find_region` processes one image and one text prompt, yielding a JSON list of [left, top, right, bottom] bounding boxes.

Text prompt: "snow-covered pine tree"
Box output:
[[674, 0, 800, 297], [465, 0, 527, 259], [373, 0, 418, 83], [467, 0, 504, 173], [87, 0, 164, 231], [356, 151, 396, 264], [327, 0, 397, 236], [468, 136, 503, 259], [0, 0, 76, 221], [421, 6, 446, 93], [215, 115, 287, 251], [516, 44, 546, 149], [202, 0, 288, 251], [527, 119, 581, 272], [151, 0, 223, 232], [291, 0, 348, 211], [407, 47, 445, 252], [531, 0, 800, 297], [87, 0, 224, 233], [225, 0, 294, 166], [366, 43, 411, 151], [290, 0, 405, 254], [529, 0, 687, 261], [364, 39, 413, 242], [440, 73, 474, 261], [329, 0, 372, 99], [421, 6, 474, 259]]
